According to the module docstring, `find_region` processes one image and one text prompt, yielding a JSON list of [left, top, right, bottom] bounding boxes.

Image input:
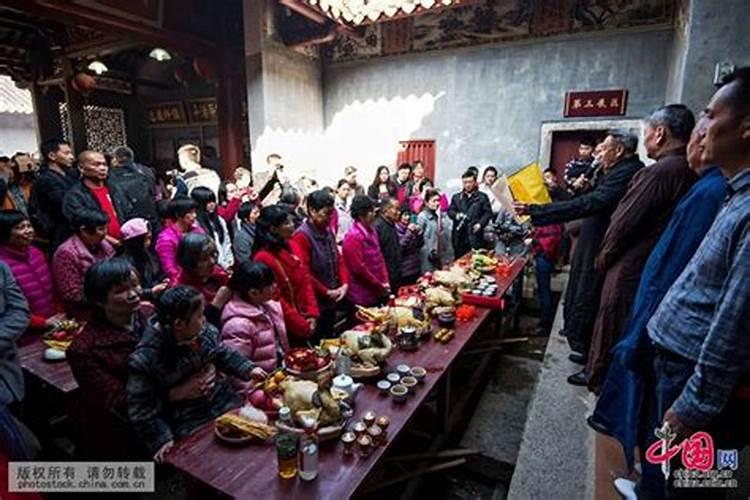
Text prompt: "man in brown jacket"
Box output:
[[584, 104, 697, 392]]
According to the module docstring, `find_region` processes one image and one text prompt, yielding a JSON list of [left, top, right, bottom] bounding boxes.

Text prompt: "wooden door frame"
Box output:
[[538, 119, 649, 171]]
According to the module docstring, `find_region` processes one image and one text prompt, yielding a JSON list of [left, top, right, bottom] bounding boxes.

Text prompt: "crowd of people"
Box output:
[[0, 138, 526, 466], [0, 65, 746, 499], [516, 68, 750, 498]]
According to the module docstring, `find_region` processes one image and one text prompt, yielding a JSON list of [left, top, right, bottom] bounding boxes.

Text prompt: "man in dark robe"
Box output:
[[585, 105, 697, 393], [589, 115, 728, 491], [516, 130, 644, 385]]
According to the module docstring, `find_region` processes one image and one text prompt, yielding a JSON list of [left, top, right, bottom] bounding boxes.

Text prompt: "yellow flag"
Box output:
[[507, 161, 551, 205]]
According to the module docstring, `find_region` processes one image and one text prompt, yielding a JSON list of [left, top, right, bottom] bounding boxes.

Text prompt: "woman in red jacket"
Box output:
[[253, 205, 319, 342]]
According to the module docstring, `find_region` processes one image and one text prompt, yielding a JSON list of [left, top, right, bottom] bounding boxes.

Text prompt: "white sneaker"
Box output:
[[613, 478, 638, 500]]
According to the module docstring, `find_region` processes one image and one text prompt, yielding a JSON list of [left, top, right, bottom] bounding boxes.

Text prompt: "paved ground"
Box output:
[[461, 355, 542, 466], [508, 290, 597, 500]]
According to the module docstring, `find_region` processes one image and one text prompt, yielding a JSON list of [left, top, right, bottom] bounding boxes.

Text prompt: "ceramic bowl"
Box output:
[[377, 380, 392, 395], [396, 364, 411, 377], [410, 366, 427, 383], [390, 384, 408, 403], [401, 376, 418, 393]]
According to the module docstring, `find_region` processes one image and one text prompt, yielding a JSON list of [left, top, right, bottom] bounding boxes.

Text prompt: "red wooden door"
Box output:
[[397, 140, 436, 180]]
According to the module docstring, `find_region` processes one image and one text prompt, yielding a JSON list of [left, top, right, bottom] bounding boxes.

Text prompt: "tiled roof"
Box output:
[[0, 76, 33, 114], [305, 0, 459, 25]]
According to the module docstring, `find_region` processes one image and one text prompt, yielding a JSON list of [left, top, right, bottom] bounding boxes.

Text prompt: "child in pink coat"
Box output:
[[220, 261, 289, 390]]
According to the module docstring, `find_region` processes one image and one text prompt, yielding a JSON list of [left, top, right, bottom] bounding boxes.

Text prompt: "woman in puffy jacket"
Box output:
[[342, 195, 389, 306], [0, 210, 61, 338]]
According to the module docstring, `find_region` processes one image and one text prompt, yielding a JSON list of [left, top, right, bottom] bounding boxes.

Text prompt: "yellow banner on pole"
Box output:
[[507, 161, 551, 205]]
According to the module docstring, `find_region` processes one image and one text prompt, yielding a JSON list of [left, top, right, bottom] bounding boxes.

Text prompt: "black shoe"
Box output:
[[567, 370, 587, 386], [569, 352, 586, 365]]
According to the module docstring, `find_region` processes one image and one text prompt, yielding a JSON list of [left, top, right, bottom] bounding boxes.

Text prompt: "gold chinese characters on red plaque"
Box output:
[[146, 102, 187, 127], [186, 98, 218, 125], [564, 89, 628, 118]]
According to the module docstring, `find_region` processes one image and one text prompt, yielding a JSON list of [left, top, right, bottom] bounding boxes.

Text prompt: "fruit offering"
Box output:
[[43, 319, 84, 352], [284, 348, 331, 373], [455, 304, 477, 322], [471, 251, 499, 274], [247, 370, 286, 413]]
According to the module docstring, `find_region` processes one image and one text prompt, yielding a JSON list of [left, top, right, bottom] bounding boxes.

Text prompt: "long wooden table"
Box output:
[[165, 257, 527, 499], [18, 340, 79, 395]]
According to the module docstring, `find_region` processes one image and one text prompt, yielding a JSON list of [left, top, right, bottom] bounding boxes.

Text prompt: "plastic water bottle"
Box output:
[[298, 418, 319, 481]]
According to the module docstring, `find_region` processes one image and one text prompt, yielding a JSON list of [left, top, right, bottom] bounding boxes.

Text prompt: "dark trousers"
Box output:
[[534, 254, 554, 328], [640, 346, 750, 500], [315, 307, 337, 341], [314, 300, 355, 342]]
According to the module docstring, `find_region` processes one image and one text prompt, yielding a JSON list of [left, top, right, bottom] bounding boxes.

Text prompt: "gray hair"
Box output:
[[645, 104, 695, 143], [112, 146, 134, 163], [607, 129, 639, 155]]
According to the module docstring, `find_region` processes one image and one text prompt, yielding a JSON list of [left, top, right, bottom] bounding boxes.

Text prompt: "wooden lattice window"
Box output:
[[60, 103, 127, 154]]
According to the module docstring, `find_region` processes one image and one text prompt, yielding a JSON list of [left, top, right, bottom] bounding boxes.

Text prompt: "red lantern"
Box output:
[[71, 72, 97, 93], [192, 58, 217, 82]]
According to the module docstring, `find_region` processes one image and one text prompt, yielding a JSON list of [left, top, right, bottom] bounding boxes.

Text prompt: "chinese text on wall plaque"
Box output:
[[564, 89, 628, 118]]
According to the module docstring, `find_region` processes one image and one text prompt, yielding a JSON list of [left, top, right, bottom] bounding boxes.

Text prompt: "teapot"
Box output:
[[332, 374, 362, 401]]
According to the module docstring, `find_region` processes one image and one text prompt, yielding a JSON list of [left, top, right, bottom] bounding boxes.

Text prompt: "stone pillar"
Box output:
[[242, 0, 324, 176], [216, 47, 247, 177], [666, 0, 750, 111]]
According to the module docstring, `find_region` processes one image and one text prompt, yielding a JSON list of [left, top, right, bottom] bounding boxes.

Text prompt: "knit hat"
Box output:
[[121, 218, 150, 241]]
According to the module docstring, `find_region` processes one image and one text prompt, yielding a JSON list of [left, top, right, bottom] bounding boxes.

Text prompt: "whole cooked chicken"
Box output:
[[280, 379, 341, 425], [425, 287, 456, 306], [340, 330, 393, 367]]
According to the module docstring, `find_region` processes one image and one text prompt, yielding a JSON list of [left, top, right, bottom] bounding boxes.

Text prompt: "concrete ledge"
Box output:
[[508, 283, 596, 500]]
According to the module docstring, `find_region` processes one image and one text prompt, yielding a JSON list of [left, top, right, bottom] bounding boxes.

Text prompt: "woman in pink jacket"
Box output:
[[221, 261, 289, 390], [53, 209, 115, 320], [155, 196, 203, 284], [0, 210, 61, 338], [342, 195, 390, 307]]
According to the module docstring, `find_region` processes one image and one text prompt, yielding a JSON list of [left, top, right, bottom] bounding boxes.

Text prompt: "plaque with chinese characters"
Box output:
[[146, 102, 187, 127], [186, 98, 218, 125], [564, 90, 628, 118]]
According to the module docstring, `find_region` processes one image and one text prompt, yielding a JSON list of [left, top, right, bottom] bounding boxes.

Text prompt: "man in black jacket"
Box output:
[[373, 197, 403, 292], [448, 169, 493, 258], [110, 146, 159, 233], [516, 130, 644, 386], [28, 139, 77, 254], [62, 150, 133, 245]]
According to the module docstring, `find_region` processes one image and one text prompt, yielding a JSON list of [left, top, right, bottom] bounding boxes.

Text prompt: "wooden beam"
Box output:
[[61, 58, 87, 153], [383, 448, 480, 463], [64, 39, 140, 59], [278, 0, 329, 24], [0, 0, 218, 57]]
